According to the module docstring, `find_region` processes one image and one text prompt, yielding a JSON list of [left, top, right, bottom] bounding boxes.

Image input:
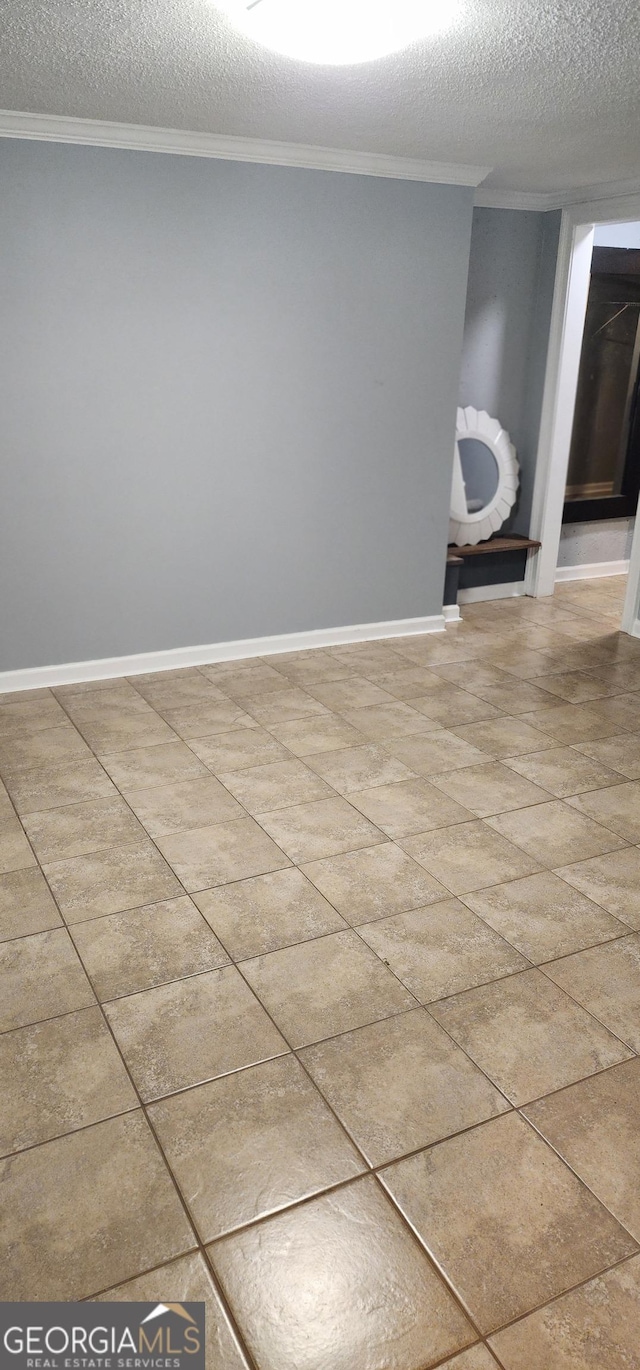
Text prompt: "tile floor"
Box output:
[[1, 574, 640, 1367]]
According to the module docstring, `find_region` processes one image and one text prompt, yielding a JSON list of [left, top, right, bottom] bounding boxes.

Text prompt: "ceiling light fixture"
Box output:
[[218, 0, 461, 66]]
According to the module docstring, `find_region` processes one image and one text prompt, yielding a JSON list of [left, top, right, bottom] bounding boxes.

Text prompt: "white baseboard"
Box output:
[[457, 582, 527, 604], [443, 604, 462, 622], [0, 614, 446, 693], [555, 560, 629, 582], [630, 619, 640, 640]]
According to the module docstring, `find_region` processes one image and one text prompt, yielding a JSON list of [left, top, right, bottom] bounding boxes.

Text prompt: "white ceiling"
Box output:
[[2, 0, 640, 196]]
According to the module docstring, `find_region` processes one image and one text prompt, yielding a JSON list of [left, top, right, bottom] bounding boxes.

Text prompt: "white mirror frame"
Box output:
[[449, 406, 520, 546]]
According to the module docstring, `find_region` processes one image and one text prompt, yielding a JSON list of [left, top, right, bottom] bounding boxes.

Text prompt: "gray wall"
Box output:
[[459, 207, 561, 535], [0, 140, 474, 671], [558, 518, 635, 568]]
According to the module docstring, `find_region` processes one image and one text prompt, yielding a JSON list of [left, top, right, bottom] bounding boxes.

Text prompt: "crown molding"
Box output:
[[475, 175, 640, 213], [473, 187, 554, 210], [0, 109, 491, 187]]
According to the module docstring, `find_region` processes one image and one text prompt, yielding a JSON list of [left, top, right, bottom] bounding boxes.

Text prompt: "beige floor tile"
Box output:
[[486, 800, 625, 866], [150, 1055, 363, 1240], [63, 685, 147, 717], [451, 717, 556, 759], [430, 762, 551, 818], [524, 1057, 640, 1240], [243, 688, 329, 726], [544, 934, 640, 1051], [567, 780, 640, 841], [400, 821, 540, 895], [584, 691, 640, 732], [132, 672, 231, 709], [100, 739, 211, 791], [364, 665, 449, 699], [241, 929, 415, 1047], [348, 778, 473, 839], [331, 642, 413, 672], [430, 968, 631, 1105], [0, 696, 68, 736], [0, 866, 62, 942], [489, 1255, 640, 1368], [208, 1175, 475, 1370], [0, 780, 12, 823], [299, 1008, 509, 1166], [0, 724, 92, 778], [359, 900, 527, 1002], [438, 1350, 500, 1370], [556, 847, 640, 928], [71, 895, 230, 999], [381, 730, 488, 777], [219, 758, 333, 815], [582, 660, 640, 693], [428, 662, 511, 692], [520, 703, 622, 744], [156, 815, 290, 891], [105, 965, 287, 1099], [410, 688, 502, 728], [94, 1251, 250, 1369], [43, 839, 182, 923], [194, 867, 346, 959], [208, 663, 291, 699], [189, 727, 292, 772], [23, 795, 145, 863], [503, 745, 622, 797], [7, 758, 117, 814], [266, 715, 367, 757], [0, 927, 96, 1031], [574, 732, 640, 779], [341, 701, 441, 740], [306, 677, 398, 711], [301, 842, 447, 924], [463, 871, 626, 962], [476, 647, 558, 681], [304, 744, 415, 795], [158, 700, 256, 740], [380, 1112, 636, 1335], [0, 1112, 194, 1299], [532, 670, 612, 704], [256, 796, 385, 864], [74, 709, 177, 754], [0, 816, 37, 873], [0, 1006, 137, 1156], [273, 651, 354, 686], [464, 681, 558, 715], [126, 775, 243, 837]]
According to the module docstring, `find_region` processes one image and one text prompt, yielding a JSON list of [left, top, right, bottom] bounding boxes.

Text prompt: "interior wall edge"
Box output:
[[0, 614, 446, 693]]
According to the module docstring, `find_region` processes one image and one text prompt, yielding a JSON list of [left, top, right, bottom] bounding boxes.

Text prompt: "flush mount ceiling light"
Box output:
[[218, 0, 461, 65]]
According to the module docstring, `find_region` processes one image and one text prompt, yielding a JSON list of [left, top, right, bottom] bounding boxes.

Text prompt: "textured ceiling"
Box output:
[[2, 0, 640, 193]]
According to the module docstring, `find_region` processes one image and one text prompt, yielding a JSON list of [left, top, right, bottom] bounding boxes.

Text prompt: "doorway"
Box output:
[[526, 204, 640, 637]]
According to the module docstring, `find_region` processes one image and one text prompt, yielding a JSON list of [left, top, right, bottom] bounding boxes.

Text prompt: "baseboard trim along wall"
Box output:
[[555, 560, 630, 582], [0, 614, 446, 693], [457, 582, 527, 604], [442, 604, 462, 622]]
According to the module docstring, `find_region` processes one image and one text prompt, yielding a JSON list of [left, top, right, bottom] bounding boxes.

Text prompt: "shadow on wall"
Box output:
[[458, 206, 561, 537]]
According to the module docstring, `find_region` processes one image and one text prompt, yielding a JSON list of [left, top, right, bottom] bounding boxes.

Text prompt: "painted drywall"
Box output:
[[594, 222, 640, 248], [0, 139, 474, 671], [458, 206, 561, 536], [558, 518, 635, 567]]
